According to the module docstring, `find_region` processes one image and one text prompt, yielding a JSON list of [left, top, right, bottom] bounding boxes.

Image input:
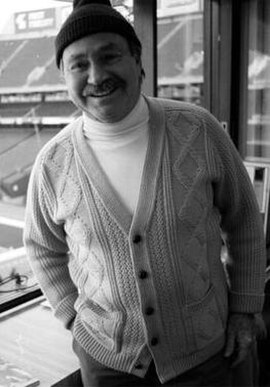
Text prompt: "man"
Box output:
[[23, 0, 266, 386]]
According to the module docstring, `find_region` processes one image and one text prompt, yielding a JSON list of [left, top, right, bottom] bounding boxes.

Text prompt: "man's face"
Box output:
[[62, 33, 143, 123]]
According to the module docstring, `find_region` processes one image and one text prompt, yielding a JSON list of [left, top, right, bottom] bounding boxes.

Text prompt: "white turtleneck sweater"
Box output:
[[83, 96, 149, 214]]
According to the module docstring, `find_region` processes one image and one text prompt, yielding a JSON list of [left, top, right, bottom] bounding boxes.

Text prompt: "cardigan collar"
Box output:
[[72, 96, 166, 234]]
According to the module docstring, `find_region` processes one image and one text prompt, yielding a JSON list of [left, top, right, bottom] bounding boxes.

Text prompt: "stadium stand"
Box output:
[[0, 102, 39, 117], [0, 5, 203, 200], [0, 128, 34, 153], [158, 15, 203, 82], [0, 128, 61, 197], [36, 58, 65, 87], [0, 6, 81, 200], [0, 100, 78, 120], [0, 37, 57, 89], [0, 128, 61, 180], [36, 100, 79, 117]]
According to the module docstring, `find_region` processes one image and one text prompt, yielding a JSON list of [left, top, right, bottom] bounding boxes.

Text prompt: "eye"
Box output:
[[102, 51, 122, 64], [69, 60, 89, 72]]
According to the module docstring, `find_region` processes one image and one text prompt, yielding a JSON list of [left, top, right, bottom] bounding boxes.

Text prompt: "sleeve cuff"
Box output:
[[54, 291, 78, 329], [229, 291, 265, 313]]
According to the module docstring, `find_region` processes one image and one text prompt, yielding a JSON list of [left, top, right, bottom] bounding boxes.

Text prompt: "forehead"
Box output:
[[62, 32, 129, 61]]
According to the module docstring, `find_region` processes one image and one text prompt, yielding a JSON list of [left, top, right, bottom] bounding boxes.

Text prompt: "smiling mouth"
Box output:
[[83, 80, 120, 98]]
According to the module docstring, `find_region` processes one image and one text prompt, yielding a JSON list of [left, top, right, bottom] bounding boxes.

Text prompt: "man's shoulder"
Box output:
[[35, 116, 82, 168], [149, 95, 203, 111], [147, 96, 217, 126], [146, 97, 231, 154]]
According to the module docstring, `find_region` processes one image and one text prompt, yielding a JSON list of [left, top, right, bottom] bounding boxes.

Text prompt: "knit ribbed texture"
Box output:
[[24, 96, 266, 383]]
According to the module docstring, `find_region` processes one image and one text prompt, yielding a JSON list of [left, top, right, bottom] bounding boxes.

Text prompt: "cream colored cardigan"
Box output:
[[24, 96, 266, 383]]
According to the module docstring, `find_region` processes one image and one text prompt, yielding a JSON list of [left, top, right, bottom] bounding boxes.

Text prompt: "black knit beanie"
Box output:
[[55, 0, 141, 68]]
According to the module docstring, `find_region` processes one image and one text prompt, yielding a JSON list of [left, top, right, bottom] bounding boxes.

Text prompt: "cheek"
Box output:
[[66, 77, 85, 98], [131, 63, 142, 85]]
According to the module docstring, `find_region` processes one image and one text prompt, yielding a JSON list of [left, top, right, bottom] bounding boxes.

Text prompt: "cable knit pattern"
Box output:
[[24, 96, 266, 383]]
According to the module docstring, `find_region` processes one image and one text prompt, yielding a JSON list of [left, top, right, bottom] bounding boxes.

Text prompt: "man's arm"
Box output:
[[23, 158, 78, 329], [203, 109, 267, 365]]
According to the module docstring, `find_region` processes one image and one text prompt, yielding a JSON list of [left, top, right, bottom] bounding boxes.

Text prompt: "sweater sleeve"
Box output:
[[203, 110, 266, 313], [23, 154, 78, 329]]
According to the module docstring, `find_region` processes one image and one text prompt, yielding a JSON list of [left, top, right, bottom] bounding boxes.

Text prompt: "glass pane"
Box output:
[[0, 0, 71, 311], [113, 0, 134, 21], [0, 0, 134, 311], [157, 0, 204, 105], [246, 0, 270, 160]]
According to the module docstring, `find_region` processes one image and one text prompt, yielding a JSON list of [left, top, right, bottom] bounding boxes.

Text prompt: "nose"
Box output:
[[87, 61, 105, 85]]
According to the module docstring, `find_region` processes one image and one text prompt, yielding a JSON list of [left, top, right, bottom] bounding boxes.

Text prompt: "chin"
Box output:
[[85, 104, 126, 122]]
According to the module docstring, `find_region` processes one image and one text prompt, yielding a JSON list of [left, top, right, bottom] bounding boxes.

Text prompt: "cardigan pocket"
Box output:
[[75, 296, 124, 354], [182, 284, 225, 353]]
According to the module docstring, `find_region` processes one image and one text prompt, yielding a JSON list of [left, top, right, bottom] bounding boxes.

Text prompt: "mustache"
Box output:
[[82, 78, 124, 97]]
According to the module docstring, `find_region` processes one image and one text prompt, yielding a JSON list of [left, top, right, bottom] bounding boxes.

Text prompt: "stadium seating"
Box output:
[[0, 28, 81, 199], [0, 128, 61, 180], [36, 101, 78, 117], [0, 12, 202, 198], [0, 102, 38, 117], [0, 128, 34, 153], [0, 36, 57, 88], [158, 16, 203, 82]]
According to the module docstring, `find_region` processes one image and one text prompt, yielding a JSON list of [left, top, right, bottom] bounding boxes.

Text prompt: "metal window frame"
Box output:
[[134, 0, 157, 97]]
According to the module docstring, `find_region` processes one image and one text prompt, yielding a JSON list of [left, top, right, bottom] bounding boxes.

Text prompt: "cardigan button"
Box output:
[[133, 234, 142, 244], [145, 307, 154, 315], [134, 363, 143, 370], [150, 337, 158, 346], [138, 270, 148, 279]]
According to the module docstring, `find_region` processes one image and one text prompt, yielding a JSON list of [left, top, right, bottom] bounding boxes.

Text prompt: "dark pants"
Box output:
[[73, 339, 233, 387]]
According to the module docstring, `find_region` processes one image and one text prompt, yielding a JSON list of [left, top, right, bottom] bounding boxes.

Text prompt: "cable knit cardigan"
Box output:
[[24, 96, 266, 384]]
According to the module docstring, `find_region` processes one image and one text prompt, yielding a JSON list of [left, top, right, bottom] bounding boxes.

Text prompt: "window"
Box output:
[[157, 0, 204, 105], [245, 0, 270, 161], [0, 1, 135, 312], [0, 1, 75, 312]]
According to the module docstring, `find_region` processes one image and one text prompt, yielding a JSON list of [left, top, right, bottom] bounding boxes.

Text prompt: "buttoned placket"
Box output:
[[130, 230, 162, 357]]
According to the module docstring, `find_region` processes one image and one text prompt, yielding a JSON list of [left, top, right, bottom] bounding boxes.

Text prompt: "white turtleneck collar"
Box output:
[[82, 94, 149, 143], [81, 94, 150, 215]]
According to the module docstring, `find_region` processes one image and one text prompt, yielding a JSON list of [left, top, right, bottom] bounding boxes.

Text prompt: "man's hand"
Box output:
[[224, 313, 266, 367]]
